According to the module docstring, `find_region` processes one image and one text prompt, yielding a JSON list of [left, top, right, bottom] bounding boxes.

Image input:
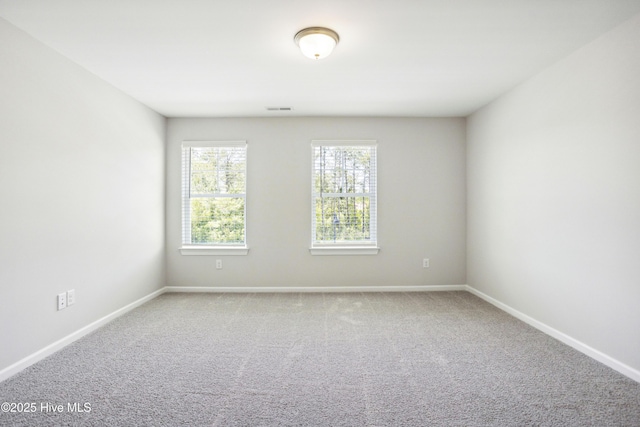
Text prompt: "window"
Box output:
[[311, 140, 378, 255], [181, 141, 248, 255]]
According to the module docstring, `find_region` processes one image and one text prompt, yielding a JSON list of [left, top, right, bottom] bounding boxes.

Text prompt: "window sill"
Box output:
[[309, 246, 380, 256], [180, 246, 249, 256]]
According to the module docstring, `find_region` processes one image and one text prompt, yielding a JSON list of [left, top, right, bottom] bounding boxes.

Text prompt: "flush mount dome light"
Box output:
[[294, 27, 339, 60]]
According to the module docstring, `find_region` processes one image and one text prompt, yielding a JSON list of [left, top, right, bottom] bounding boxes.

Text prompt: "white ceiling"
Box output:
[[1, 0, 640, 118]]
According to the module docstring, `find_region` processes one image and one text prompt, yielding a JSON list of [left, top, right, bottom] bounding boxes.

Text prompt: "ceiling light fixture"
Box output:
[[294, 27, 339, 60]]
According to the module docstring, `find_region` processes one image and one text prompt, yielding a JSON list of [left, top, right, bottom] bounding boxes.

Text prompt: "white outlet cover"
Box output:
[[67, 289, 75, 306], [57, 293, 67, 310]]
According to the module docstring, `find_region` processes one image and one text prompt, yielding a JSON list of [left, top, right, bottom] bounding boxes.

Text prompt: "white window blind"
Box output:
[[311, 141, 377, 248], [181, 141, 247, 247]]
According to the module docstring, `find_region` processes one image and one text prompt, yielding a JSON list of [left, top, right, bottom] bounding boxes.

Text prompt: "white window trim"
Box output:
[[180, 246, 249, 256], [180, 141, 249, 256], [310, 140, 379, 255], [309, 246, 380, 256]]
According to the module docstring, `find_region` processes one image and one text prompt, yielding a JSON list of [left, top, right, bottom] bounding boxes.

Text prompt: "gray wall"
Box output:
[[0, 18, 166, 372], [167, 117, 466, 288], [467, 13, 640, 373]]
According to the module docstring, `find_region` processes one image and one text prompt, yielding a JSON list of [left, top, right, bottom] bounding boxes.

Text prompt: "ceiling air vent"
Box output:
[[266, 107, 293, 111]]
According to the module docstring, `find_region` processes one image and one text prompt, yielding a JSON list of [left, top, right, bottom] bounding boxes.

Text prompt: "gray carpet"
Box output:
[[1, 291, 639, 426]]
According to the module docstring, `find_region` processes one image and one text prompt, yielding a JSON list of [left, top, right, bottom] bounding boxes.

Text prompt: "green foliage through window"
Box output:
[[312, 144, 377, 244], [191, 198, 245, 244], [182, 143, 246, 245]]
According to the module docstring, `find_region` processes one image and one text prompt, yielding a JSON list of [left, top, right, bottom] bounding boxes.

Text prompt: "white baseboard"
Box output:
[[0, 287, 165, 383], [164, 284, 468, 293], [466, 285, 640, 384]]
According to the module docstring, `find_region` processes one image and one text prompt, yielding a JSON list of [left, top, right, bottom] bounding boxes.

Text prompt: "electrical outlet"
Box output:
[[216, 259, 222, 270], [57, 293, 67, 311], [423, 258, 430, 268], [67, 289, 75, 306]]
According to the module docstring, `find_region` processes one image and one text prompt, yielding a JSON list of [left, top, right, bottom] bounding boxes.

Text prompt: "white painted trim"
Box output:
[[182, 140, 246, 148], [309, 246, 380, 256], [311, 140, 377, 147], [179, 246, 249, 256], [0, 287, 165, 383], [465, 285, 640, 384], [165, 285, 467, 293]]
